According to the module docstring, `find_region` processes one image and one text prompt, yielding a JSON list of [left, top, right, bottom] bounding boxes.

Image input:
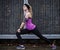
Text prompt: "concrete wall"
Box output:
[[0, 0, 60, 34]]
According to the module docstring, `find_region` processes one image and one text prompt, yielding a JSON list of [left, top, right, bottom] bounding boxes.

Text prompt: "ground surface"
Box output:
[[0, 44, 60, 50]]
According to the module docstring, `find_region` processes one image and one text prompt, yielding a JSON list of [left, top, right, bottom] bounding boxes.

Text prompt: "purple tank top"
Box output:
[[25, 18, 36, 30]]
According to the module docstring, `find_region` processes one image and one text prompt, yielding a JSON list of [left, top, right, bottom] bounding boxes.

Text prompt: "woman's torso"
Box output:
[[24, 12, 36, 30], [24, 18, 36, 30]]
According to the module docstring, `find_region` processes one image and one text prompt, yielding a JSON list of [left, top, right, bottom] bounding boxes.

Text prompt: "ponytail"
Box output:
[[29, 5, 33, 16]]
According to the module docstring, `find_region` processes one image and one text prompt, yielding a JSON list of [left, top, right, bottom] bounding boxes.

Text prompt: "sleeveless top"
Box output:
[[25, 18, 36, 30]]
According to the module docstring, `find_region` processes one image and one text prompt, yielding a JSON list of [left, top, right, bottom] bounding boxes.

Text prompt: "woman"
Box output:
[[16, 4, 56, 49]]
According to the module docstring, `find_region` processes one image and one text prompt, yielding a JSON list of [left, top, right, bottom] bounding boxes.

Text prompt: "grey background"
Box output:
[[0, 0, 60, 34]]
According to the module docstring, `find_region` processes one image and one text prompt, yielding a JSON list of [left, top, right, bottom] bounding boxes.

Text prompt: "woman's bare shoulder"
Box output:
[[26, 12, 30, 16], [27, 12, 32, 18]]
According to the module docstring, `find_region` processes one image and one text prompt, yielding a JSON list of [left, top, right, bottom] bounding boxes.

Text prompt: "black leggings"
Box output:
[[16, 27, 52, 45]]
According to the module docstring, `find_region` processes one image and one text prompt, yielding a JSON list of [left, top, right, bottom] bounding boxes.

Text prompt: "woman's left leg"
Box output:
[[32, 27, 56, 49], [32, 27, 52, 44]]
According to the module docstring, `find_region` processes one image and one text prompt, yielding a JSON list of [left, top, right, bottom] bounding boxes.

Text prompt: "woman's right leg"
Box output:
[[16, 29, 29, 45], [16, 29, 29, 49]]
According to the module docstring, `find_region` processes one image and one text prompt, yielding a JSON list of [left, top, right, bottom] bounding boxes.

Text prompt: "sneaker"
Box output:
[[16, 45, 25, 49], [51, 44, 56, 50]]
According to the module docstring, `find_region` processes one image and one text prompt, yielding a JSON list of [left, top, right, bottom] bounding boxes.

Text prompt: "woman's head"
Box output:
[[23, 4, 30, 12], [23, 4, 32, 15]]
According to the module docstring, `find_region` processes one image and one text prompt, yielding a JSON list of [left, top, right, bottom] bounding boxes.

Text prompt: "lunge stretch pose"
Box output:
[[16, 4, 56, 49]]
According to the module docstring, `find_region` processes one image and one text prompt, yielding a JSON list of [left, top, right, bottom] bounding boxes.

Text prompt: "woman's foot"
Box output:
[[16, 45, 25, 49], [50, 44, 56, 50]]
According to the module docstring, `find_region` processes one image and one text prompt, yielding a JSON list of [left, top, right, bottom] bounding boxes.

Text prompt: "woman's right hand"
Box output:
[[17, 28, 21, 33]]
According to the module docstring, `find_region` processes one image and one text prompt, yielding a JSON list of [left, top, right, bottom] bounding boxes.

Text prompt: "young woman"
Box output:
[[16, 4, 56, 49]]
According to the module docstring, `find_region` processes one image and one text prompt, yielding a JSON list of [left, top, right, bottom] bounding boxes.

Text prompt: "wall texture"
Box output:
[[0, 0, 60, 34]]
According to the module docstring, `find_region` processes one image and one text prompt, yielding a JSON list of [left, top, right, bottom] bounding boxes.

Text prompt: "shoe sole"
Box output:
[[16, 47, 25, 50]]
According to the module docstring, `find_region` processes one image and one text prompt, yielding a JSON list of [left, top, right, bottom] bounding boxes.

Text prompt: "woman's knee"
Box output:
[[16, 32, 20, 35]]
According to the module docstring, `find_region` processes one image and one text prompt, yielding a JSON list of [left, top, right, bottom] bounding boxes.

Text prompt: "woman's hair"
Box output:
[[24, 4, 33, 16]]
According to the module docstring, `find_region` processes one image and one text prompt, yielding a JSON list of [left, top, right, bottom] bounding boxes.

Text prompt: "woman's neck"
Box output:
[[24, 11, 29, 16]]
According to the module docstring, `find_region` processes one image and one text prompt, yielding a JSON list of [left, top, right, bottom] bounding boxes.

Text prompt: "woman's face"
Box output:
[[23, 5, 29, 12]]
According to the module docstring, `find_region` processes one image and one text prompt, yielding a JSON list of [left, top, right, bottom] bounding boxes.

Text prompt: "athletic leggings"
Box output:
[[16, 27, 52, 45]]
